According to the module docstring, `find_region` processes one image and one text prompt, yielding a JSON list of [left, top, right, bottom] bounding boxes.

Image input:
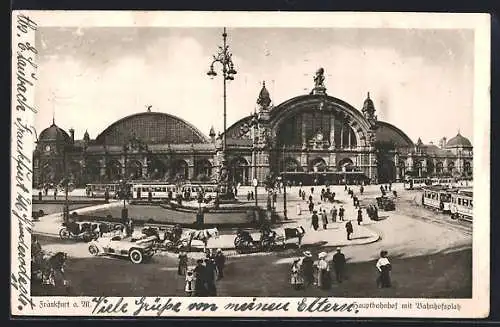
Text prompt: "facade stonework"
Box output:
[[33, 71, 473, 187]]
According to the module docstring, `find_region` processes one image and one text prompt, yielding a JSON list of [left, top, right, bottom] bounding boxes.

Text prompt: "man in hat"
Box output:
[[357, 208, 363, 225], [193, 259, 207, 296], [301, 251, 314, 286], [332, 247, 346, 283], [204, 258, 218, 296], [330, 205, 337, 223], [214, 249, 226, 280], [338, 205, 345, 222], [345, 220, 354, 240], [311, 210, 319, 231], [178, 251, 188, 276]]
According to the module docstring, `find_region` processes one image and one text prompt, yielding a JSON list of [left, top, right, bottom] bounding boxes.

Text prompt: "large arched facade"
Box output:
[[33, 70, 471, 187]]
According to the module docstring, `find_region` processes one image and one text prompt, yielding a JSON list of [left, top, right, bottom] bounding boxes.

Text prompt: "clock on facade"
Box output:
[[45, 145, 51, 152], [316, 132, 324, 142]]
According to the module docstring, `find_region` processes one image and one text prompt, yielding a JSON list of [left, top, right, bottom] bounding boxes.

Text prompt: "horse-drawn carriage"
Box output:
[[376, 196, 396, 211], [131, 224, 219, 253], [31, 250, 69, 288], [59, 221, 126, 242], [234, 226, 306, 253], [132, 224, 187, 251]]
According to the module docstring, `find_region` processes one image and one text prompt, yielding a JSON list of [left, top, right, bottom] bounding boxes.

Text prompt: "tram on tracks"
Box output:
[[404, 177, 431, 190], [85, 183, 121, 198], [449, 189, 473, 222], [131, 183, 178, 200], [421, 185, 457, 213]]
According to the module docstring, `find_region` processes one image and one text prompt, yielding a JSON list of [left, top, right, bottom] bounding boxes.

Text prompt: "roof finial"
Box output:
[[457, 128, 461, 135], [367, 91, 370, 99], [262, 80, 266, 87], [146, 105, 152, 112]]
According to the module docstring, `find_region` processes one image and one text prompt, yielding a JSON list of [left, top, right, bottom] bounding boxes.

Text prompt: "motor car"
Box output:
[[88, 234, 157, 264]]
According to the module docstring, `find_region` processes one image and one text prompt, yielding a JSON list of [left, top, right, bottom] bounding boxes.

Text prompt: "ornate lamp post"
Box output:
[[207, 27, 238, 196]]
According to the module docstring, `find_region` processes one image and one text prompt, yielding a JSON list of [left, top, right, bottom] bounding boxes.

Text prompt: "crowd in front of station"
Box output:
[[289, 248, 393, 290]]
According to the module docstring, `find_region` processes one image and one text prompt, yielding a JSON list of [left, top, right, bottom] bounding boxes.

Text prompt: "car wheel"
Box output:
[[88, 245, 99, 256], [129, 249, 143, 264], [59, 228, 70, 239]]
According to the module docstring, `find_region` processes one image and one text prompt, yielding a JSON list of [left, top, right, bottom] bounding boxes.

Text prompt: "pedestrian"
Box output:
[[290, 258, 304, 290], [339, 205, 345, 221], [308, 201, 314, 213], [310, 187, 314, 194], [353, 195, 358, 208], [385, 185, 388, 192], [296, 203, 302, 216], [193, 259, 207, 296], [251, 191, 254, 200], [345, 220, 353, 240], [298, 188, 302, 197], [332, 248, 346, 283], [389, 183, 392, 191], [247, 191, 251, 201], [301, 251, 314, 286], [321, 209, 328, 230], [54, 188, 57, 200], [272, 192, 277, 207], [214, 249, 226, 280], [311, 211, 319, 231], [178, 251, 188, 276], [344, 184, 348, 192], [357, 208, 363, 225], [320, 189, 325, 201], [376, 250, 392, 288], [302, 192, 306, 201], [204, 258, 218, 296], [330, 206, 337, 223], [185, 268, 195, 296], [308, 194, 313, 203], [317, 252, 331, 289], [360, 185, 364, 195]]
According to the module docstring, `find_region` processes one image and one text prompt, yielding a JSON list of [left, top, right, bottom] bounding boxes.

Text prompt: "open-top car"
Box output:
[[87, 235, 157, 264]]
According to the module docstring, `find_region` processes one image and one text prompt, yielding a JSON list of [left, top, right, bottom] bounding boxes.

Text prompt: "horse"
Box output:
[[182, 228, 219, 252], [34, 252, 69, 289]]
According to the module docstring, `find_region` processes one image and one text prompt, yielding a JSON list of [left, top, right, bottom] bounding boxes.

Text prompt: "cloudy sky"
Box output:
[[35, 27, 474, 144]]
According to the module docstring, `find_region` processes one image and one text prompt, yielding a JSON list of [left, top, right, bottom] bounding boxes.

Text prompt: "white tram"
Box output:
[[404, 177, 431, 190], [421, 186, 455, 213], [86, 183, 120, 198], [430, 177, 455, 187], [449, 189, 473, 222], [131, 183, 178, 200]]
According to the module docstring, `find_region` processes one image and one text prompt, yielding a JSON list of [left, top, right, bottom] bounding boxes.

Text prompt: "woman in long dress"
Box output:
[[317, 252, 330, 289], [376, 250, 392, 288], [290, 259, 304, 290]]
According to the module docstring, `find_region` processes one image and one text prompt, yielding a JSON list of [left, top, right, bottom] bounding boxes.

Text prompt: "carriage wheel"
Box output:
[[129, 249, 144, 264], [59, 228, 70, 240], [88, 245, 99, 256]]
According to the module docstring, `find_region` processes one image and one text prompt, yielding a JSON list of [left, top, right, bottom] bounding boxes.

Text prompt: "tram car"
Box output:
[[403, 177, 431, 190], [131, 183, 178, 200], [449, 189, 473, 222], [86, 183, 120, 198], [421, 186, 456, 213], [430, 178, 455, 187], [181, 184, 202, 200]]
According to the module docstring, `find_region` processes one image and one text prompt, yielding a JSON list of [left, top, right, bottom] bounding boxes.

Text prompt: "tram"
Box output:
[[449, 189, 473, 222], [131, 183, 178, 200], [86, 183, 120, 198], [404, 177, 431, 190], [180, 184, 203, 200], [421, 186, 455, 213], [430, 177, 455, 187]]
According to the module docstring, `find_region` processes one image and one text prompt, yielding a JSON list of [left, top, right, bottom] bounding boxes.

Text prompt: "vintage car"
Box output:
[[87, 235, 157, 264]]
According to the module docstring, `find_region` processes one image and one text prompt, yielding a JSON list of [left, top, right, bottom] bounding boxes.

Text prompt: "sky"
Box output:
[[34, 27, 474, 144]]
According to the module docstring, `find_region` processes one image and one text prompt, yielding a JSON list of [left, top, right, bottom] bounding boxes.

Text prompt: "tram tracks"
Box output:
[[399, 197, 473, 237]]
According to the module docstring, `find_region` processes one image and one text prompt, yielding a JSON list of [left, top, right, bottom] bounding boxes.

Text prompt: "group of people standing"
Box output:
[[179, 249, 226, 297], [290, 248, 347, 290], [290, 249, 393, 290]]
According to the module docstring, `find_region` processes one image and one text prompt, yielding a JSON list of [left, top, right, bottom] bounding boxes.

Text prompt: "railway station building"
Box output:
[[33, 69, 473, 187]]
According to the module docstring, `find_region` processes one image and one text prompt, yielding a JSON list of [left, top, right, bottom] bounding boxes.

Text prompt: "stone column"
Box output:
[[142, 156, 148, 179], [340, 125, 344, 148], [301, 115, 307, 149], [329, 116, 336, 150]]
